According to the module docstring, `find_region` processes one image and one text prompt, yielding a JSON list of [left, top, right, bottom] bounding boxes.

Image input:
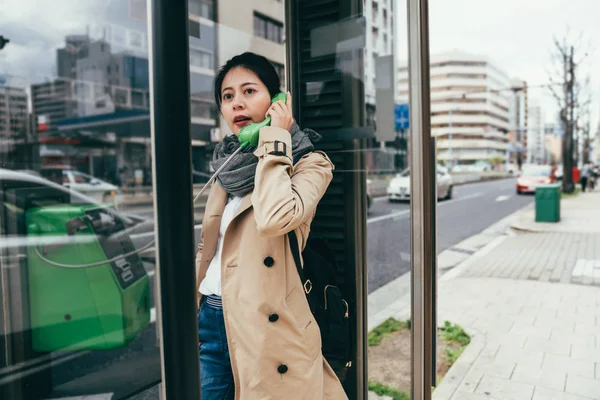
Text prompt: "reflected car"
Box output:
[[387, 168, 453, 201], [0, 169, 154, 260], [366, 178, 373, 210], [39, 166, 122, 206], [516, 165, 554, 194], [0, 169, 157, 387]]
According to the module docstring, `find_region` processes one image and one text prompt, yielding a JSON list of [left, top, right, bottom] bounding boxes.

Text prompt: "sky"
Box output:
[[395, 0, 600, 129]]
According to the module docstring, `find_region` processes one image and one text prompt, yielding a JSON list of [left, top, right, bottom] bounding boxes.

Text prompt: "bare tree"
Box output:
[[547, 31, 592, 193]]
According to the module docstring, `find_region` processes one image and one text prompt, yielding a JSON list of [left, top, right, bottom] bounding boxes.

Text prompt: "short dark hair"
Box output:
[[214, 52, 282, 110]]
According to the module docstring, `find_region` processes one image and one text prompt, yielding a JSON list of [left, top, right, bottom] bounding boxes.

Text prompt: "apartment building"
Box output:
[[398, 51, 512, 166], [527, 103, 545, 164], [363, 0, 395, 126], [0, 86, 28, 155]]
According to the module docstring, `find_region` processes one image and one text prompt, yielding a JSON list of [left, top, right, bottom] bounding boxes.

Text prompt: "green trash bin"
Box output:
[[535, 184, 561, 223]]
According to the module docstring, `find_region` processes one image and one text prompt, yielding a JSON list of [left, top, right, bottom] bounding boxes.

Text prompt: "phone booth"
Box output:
[[26, 205, 150, 351], [287, 1, 371, 397], [0, 184, 150, 400]]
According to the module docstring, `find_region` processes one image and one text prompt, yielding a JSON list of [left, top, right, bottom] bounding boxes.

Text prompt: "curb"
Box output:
[[431, 326, 487, 400], [440, 235, 508, 282]]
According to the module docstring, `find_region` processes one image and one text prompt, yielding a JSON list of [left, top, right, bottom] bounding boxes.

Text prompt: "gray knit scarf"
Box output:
[[210, 122, 322, 197]]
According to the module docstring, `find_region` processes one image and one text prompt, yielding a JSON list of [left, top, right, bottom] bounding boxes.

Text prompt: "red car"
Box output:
[[516, 165, 555, 194]]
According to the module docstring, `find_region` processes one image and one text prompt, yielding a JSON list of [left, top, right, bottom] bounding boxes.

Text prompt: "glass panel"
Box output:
[[0, 1, 159, 399], [422, 1, 600, 398], [364, 0, 413, 397]]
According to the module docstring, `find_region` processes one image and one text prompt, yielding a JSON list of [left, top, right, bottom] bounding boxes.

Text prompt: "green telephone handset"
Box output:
[[238, 92, 287, 149]]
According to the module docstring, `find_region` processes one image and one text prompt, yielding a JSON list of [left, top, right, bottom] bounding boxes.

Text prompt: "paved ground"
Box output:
[[368, 190, 600, 400]]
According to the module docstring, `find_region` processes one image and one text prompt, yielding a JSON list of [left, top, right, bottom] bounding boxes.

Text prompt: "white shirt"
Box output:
[[199, 195, 244, 296]]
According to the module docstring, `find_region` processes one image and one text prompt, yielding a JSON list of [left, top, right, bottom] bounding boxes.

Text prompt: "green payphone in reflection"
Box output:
[[26, 204, 150, 351]]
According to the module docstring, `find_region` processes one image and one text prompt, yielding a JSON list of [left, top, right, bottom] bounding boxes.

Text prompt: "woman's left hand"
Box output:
[[266, 91, 294, 132]]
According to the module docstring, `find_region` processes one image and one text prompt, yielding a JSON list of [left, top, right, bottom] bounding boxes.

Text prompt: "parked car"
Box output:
[[516, 165, 554, 194], [39, 166, 122, 206], [554, 165, 564, 181], [387, 168, 453, 202], [505, 164, 519, 175], [471, 161, 492, 172]]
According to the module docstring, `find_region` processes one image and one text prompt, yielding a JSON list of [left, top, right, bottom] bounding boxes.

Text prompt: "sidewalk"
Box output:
[[370, 190, 600, 400]]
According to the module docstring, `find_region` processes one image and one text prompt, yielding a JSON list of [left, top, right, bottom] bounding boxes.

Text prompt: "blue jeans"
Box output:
[[198, 296, 235, 400]]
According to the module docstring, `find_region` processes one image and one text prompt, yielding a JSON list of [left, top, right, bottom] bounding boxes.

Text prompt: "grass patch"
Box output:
[[368, 380, 411, 400], [367, 319, 471, 397], [368, 318, 411, 346], [445, 346, 465, 365], [439, 321, 471, 346], [438, 321, 471, 378]]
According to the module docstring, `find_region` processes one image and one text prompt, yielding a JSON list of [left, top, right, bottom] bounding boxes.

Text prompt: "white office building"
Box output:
[[397, 51, 512, 166], [363, 0, 395, 107], [527, 103, 545, 164]]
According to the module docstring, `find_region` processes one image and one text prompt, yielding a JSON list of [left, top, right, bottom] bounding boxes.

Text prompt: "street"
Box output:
[[367, 178, 533, 292]]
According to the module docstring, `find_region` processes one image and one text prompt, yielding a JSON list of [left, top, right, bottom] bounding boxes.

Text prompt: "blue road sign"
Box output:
[[394, 103, 409, 131]]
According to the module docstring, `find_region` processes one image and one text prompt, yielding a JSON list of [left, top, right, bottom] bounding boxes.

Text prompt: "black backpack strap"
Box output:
[[288, 231, 313, 297]]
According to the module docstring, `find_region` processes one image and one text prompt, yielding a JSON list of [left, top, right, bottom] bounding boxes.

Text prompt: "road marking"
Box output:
[[367, 209, 409, 224], [367, 192, 483, 224], [0, 350, 91, 386], [496, 195, 510, 202]]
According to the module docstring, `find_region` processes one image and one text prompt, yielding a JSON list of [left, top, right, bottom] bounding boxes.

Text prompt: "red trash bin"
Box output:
[[572, 167, 580, 183]]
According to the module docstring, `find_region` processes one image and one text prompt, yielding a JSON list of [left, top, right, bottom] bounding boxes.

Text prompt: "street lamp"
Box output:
[[0, 35, 9, 50]]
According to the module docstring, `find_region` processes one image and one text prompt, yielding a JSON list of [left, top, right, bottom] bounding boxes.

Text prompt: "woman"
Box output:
[[195, 52, 347, 400]]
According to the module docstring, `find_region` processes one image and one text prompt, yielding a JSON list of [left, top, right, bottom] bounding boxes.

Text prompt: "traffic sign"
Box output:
[[395, 103, 410, 131]]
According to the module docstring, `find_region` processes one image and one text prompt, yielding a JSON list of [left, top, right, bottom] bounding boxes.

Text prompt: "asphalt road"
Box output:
[[10, 178, 533, 398], [366, 178, 533, 292]]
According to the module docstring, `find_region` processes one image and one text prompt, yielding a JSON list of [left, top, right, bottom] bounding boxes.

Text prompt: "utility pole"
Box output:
[[562, 46, 576, 193]]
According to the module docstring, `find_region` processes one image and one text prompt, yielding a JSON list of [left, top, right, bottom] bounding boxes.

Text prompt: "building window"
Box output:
[[191, 99, 214, 118], [188, 20, 201, 38], [190, 48, 212, 69], [271, 62, 285, 88], [253, 13, 284, 44], [372, 27, 379, 50], [189, 0, 214, 20]]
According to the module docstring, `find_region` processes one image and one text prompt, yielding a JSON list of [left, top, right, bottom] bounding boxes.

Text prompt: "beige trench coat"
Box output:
[[195, 126, 348, 400]]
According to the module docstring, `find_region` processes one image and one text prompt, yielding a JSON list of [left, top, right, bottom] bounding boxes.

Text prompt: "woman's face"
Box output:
[[220, 67, 272, 136]]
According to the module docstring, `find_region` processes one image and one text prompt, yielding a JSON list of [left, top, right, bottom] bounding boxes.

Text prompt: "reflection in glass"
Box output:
[[0, 1, 159, 398]]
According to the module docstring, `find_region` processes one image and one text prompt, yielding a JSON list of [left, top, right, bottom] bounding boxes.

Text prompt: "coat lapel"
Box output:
[[231, 191, 253, 222], [200, 182, 228, 261]]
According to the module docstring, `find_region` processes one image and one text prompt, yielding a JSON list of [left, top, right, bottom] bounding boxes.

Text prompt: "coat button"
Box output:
[[277, 364, 288, 374], [264, 257, 275, 267], [268, 313, 279, 322]]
